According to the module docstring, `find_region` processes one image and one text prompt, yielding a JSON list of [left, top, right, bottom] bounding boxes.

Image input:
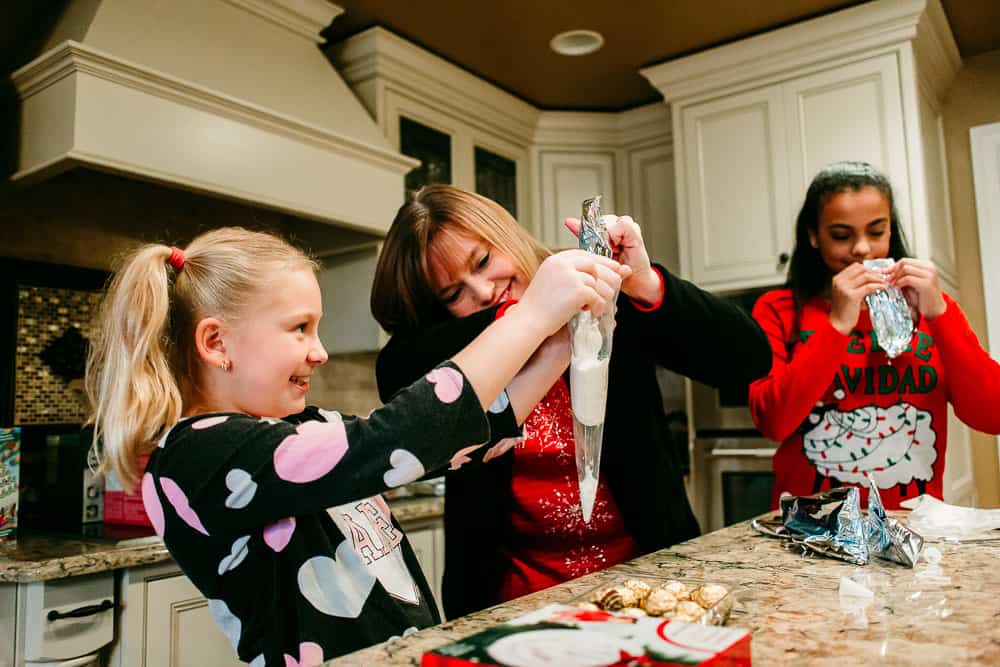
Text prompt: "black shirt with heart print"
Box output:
[[142, 360, 496, 665]]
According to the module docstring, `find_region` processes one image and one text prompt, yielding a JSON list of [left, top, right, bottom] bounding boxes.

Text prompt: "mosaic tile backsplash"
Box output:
[[15, 286, 102, 425]]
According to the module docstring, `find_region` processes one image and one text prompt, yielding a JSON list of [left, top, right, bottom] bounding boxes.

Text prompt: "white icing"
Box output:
[[570, 357, 610, 426]]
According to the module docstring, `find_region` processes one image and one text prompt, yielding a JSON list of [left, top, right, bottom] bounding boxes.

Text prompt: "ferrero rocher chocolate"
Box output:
[[661, 580, 691, 601], [584, 577, 730, 624], [691, 583, 728, 608], [644, 588, 679, 616], [674, 600, 705, 622], [621, 579, 653, 607]]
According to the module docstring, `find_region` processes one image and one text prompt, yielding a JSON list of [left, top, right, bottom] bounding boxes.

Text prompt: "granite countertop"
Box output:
[[330, 514, 1000, 666], [0, 495, 444, 583]]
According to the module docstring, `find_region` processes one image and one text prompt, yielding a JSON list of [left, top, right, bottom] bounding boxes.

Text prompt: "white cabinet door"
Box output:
[[629, 144, 678, 271], [537, 151, 617, 249], [143, 574, 244, 667], [679, 86, 792, 289], [781, 53, 911, 236], [406, 522, 444, 620]]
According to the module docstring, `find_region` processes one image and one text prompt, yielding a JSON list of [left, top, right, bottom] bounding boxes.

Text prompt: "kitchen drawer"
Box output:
[[22, 572, 114, 662]]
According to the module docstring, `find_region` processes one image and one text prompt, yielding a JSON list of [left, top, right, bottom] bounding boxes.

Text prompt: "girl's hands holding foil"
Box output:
[[828, 263, 887, 336], [888, 258, 947, 319], [564, 215, 660, 306]]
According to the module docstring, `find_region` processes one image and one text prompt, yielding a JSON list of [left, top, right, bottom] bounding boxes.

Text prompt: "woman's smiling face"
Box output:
[[427, 227, 526, 317]]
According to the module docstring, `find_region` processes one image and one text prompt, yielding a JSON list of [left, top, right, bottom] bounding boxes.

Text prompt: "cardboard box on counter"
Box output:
[[0, 427, 21, 541], [103, 452, 152, 527], [422, 603, 751, 667]]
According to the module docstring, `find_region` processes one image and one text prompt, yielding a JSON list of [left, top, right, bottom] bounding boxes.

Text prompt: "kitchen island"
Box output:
[[330, 515, 1000, 665]]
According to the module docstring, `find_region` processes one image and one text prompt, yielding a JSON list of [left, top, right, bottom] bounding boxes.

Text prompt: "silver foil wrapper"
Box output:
[[578, 196, 612, 257], [863, 258, 914, 359], [757, 481, 924, 568], [773, 487, 869, 565], [802, 486, 869, 566], [865, 474, 924, 567]]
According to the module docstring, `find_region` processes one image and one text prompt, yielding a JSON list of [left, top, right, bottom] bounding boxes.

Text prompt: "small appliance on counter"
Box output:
[[102, 452, 152, 527], [17, 424, 103, 534]]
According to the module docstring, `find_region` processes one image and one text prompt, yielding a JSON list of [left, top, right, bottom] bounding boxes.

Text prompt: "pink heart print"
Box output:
[[426, 367, 463, 403], [159, 476, 210, 536], [141, 473, 165, 536], [449, 445, 482, 470], [264, 516, 296, 552], [273, 420, 349, 483], [284, 641, 323, 666], [192, 415, 229, 430]]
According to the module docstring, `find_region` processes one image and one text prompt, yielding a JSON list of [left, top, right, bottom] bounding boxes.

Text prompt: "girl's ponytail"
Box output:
[[86, 244, 183, 492]]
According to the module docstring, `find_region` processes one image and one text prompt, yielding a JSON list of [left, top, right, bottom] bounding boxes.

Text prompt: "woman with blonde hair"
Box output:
[[372, 185, 773, 618]]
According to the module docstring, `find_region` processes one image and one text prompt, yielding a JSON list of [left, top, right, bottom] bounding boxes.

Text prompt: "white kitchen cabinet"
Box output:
[[627, 141, 679, 272], [531, 105, 675, 259], [536, 150, 617, 248], [405, 519, 444, 620], [643, 0, 961, 293], [678, 85, 792, 288], [0, 572, 115, 667], [329, 28, 536, 230], [111, 562, 241, 667]]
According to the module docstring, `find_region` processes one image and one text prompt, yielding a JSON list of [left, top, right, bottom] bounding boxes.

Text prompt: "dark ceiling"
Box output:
[[323, 0, 1000, 111]]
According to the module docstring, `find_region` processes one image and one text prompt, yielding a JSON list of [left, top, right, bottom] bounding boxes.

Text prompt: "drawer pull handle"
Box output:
[[47, 599, 114, 621]]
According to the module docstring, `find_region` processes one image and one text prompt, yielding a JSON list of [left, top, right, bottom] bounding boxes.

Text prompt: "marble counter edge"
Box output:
[[0, 496, 444, 583]]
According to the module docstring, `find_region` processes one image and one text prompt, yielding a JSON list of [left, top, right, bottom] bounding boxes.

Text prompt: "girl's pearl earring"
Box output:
[[220, 359, 231, 372]]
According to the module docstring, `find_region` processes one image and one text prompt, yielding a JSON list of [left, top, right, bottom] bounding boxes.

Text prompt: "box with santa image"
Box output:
[[421, 604, 751, 667]]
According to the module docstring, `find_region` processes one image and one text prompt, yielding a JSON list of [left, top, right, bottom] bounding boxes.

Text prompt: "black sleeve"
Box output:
[[376, 308, 522, 463], [376, 308, 500, 403], [616, 264, 772, 388], [154, 361, 491, 534]]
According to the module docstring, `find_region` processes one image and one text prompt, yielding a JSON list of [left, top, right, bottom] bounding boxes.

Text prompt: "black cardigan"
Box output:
[[376, 265, 772, 618]]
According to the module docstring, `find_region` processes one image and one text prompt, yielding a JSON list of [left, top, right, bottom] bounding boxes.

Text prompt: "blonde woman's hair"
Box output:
[[371, 185, 550, 333], [85, 227, 317, 491]]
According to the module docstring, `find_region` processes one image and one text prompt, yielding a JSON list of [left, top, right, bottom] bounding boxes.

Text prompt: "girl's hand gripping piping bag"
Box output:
[[570, 195, 617, 523]]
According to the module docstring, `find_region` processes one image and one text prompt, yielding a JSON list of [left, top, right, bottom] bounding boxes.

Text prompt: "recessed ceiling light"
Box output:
[[550, 29, 605, 56]]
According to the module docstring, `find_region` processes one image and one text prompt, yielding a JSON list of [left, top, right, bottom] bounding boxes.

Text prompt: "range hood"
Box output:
[[9, 0, 418, 235]]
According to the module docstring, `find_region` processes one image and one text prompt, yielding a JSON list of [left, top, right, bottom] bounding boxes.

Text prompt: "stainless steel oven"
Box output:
[[689, 380, 757, 431], [689, 434, 775, 533], [682, 286, 776, 531]]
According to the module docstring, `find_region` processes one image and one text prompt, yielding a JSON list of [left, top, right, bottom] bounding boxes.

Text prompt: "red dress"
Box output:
[[498, 377, 639, 602]]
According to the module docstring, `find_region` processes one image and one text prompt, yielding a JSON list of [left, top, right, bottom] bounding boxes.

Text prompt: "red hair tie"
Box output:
[[168, 246, 185, 271]]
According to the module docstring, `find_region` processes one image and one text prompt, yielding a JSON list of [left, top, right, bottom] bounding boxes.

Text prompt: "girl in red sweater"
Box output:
[[749, 161, 1000, 509]]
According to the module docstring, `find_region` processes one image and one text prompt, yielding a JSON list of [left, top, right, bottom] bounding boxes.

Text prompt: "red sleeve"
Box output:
[[748, 292, 849, 442], [929, 293, 1000, 435], [627, 266, 665, 312]]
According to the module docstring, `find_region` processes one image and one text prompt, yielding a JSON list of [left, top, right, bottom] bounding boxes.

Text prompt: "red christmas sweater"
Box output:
[[749, 289, 1000, 509]]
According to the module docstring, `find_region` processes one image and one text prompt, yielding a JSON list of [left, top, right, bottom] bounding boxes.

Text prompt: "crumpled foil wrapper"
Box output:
[[756, 487, 869, 565], [754, 481, 924, 568], [865, 474, 923, 567]]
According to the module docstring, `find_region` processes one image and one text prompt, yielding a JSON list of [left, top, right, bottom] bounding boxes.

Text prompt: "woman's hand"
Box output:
[[519, 250, 629, 336], [829, 263, 887, 335], [889, 258, 947, 319], [564, 215, 660, 305]]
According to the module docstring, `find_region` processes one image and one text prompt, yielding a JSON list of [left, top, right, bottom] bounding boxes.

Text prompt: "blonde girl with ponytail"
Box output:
[[85, 226, 626, 664]]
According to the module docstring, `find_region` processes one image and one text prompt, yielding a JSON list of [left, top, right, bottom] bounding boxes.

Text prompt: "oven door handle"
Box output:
[[709, 448, 776, 458]]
